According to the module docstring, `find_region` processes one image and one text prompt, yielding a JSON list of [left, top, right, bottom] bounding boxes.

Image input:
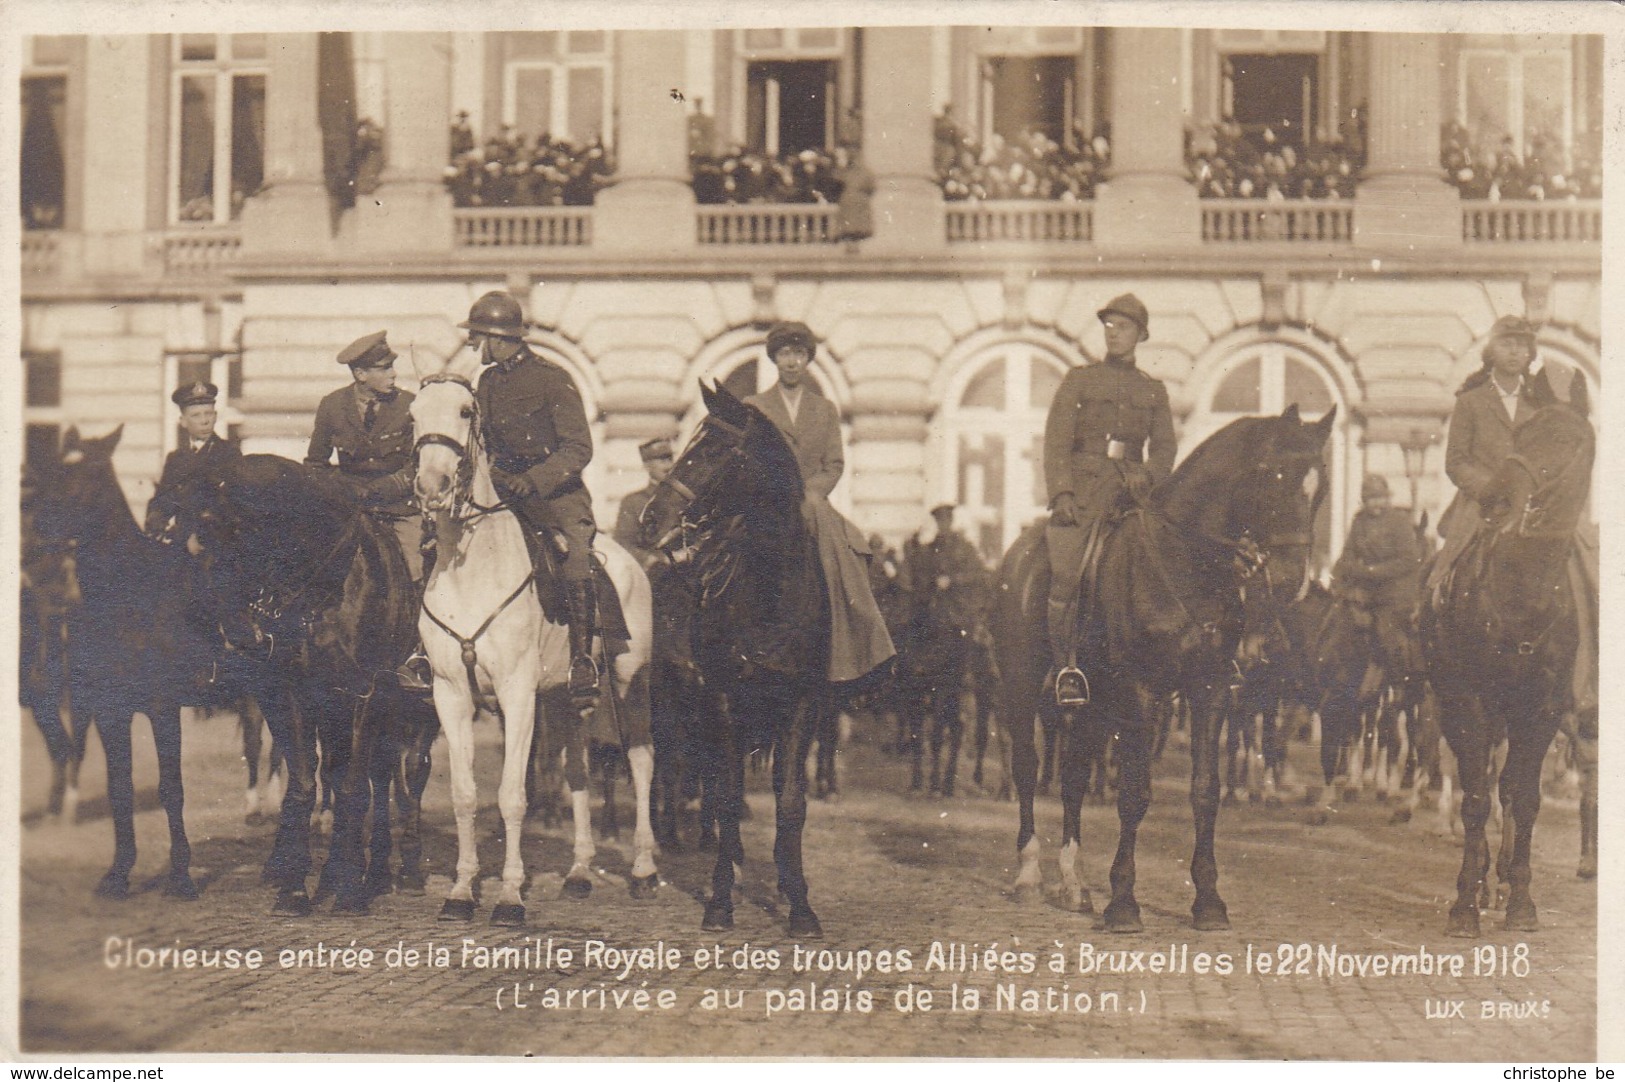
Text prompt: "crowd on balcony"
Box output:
[[443, 112, 615, 209], [1185, 122, 1365, 201], [688, 146, 845, 206], [934, 107, 1109, 202], [1439, 122, 1602, 201]]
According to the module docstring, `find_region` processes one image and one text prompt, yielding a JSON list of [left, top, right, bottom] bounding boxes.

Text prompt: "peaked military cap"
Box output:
[[1361, 474, 1391, 500], [1487, 315, 1537, 341], [639, 437, 675, 463], [930, 503, 956, 518], [766, 321, 817, 358], [1097, 293, 1150, 341], [172, 381, 219, 408], [337, 330, 396, 369]]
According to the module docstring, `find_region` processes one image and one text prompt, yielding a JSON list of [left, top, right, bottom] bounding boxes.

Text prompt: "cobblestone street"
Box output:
[[16, 705, 1597, 1060]]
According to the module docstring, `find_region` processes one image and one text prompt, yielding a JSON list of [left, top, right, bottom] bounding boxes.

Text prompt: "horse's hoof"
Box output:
[[1342, 788, 1360, 803], [331, 892, 371, 915], [1102, 901, 1142, 934], [1374, 791, 1389, 804], [364, 875, 395, 900], [1221, 791, 1238, 808], [1445, 907, 1481, 938], [439, 897, 477, 921], [491, 903, 526, 927], [1264, 794, 1284, 808], [1247, 791, 1262, 805], [1503, 906, 1539, 933], [312, 883, 335, 905], [630, 874, 660, 900], [1390, 807, 1413, 825], [789, 910, 824, 939], [397, 871, 427, 894], [1192, 902, 1231, 931], [701, 901, 734, 932], [562, 876, 593, 899], [95, 873, 130, 900], [1306, 809, 1331, 827], [274, 890, 313, 917], [1077, 890, 1096, 916], [164, 873, 200, 901], [1494, 885, 1511, 911]]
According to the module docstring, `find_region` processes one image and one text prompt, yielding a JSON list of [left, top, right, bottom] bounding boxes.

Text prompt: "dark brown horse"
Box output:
[[185, 453, 440, 915], [997, 406, 1334, 930], [1425, 382, 1594, 937], [29, 427, 262, 898], [637, 381, 842, 938]]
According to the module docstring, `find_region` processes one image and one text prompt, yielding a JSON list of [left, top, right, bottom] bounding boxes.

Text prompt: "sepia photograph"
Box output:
[[4, 0, 1616, 1064]]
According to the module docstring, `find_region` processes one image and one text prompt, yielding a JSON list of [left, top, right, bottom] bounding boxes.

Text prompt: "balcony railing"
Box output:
[[1461, 200, 1601, 243], [21, 232, 59, 277], [1202, 200, 1354, 243], [945, 201, 1092, 243], [454, 207, 592, 248], [696, 205, 838, 245], [156, 227, 242, 276]]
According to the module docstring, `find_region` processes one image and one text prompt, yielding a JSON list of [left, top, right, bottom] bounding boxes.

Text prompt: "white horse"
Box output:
[[410, 344, 657, 925]]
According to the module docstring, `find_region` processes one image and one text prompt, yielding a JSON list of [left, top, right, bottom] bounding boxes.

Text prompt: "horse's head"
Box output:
[[32, 424, 128, 545], [410, 343, 485, 514], [1162, 404, 1335, 655], [1492, 380, 1595, 539], [638, 380, 800, 553]]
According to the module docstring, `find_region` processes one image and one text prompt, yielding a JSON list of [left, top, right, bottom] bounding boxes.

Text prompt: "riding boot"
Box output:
[[567, 579, 601, 704], [394, 642, 433, 691]]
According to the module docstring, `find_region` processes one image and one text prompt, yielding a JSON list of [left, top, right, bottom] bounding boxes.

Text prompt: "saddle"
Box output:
[[516, 525, 630, 644]]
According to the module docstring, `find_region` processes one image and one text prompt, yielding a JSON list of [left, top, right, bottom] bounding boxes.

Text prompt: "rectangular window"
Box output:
[[25, 424, 61, 474], [170, 35, 267, 225], [745, 60, 836, 154], [20, 75, 66, 230], [504, 60, 610, 148], [567, 67, 605, 144], [1458, 45, 1572, 158], [984, 55, 1075, 146], [24, 351, 61, 409], [1224, 52, 1319, 149]]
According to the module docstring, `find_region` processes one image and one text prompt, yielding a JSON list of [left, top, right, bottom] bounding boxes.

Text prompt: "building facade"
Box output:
[[19, 28, 1602, 567]]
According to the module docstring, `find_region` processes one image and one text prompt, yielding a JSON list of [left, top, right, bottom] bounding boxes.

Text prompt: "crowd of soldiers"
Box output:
[[443, 113, 615, 209]]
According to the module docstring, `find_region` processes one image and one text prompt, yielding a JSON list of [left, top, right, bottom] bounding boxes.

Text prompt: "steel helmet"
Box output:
[[1361, 474, 1391, 501], [459, 291, 527, 340]]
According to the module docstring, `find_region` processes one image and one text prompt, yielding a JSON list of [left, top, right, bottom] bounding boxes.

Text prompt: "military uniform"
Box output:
[[305, 331, 423, 580], [1043, 294, 1177, 694], [476, 343, 596, 583], [145, 381, 241, 539], [1332, 491, 1424, 676]]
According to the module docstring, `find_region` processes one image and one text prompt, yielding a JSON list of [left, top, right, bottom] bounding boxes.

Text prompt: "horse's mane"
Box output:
[[740, 402, 806, 513], [1153, 415, 1275, 530]]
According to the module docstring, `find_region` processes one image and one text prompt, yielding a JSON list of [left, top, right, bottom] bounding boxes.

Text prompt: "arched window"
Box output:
[[1184, 337, 1350, 572], [932, 338, 1070, 560]]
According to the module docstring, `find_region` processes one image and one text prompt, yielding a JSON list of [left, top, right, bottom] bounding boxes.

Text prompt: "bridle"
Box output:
[[410, 368, 538, 709], [412, 371, 510, 525], [644, 411, 751, 553]]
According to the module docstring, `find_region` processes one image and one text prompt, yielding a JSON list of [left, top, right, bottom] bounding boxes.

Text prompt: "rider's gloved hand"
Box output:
[[1050, 492, 1079, 527], [493, 466, 537, 499]]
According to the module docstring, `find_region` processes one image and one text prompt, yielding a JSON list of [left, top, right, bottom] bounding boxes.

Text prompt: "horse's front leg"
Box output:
[[433, 672, 481, 921], [491, 673, 540, 926], [262, 686, 317, 914], [702, 701, 745, 932], [774, 690, 822, 938], [1499, 705, 1560, 931], [148, 699, 197, 900], [1056, 713, 1099, 914], [324, 689, 378, 913], [92, 705, 137, 899], [626, 742, 660, 898], [1440, 691, 1493, 937], [1004, 666, 1045, 901], [555, 687, 597, 900], [395, 700, 438, 892], [1187, 679, 1231, 930], [1104, 710, 1152, 934]]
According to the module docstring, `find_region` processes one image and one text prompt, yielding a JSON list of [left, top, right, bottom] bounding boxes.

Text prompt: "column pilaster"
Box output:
[[241, 33, 334, 256], [1093, 27, 1199, 249], [861, 26, 945, 253], [1355, 33, 1458, 249], [352, 32, 454, 252], [595, 30, 696, 253]]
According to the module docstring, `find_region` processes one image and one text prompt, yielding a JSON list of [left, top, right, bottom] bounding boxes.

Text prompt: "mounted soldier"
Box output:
[[306, 330, 430, 686], [1330, 474, 1425, 691], [1043, 293, 1177, 705], [462, 290, 601, 701], [145, 381, 240, 542], [744, 321, 895, 684]]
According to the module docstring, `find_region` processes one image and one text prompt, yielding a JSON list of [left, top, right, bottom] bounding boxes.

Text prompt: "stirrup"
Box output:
[[395, 649, 433, 691], [1055, 666, 1090, 707], [569, 653, 600, 701]]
